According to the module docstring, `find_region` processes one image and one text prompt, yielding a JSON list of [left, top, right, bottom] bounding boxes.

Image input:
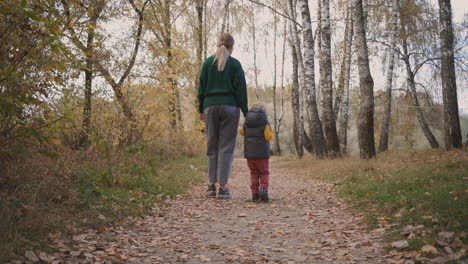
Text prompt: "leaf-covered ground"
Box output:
[[11, 158, 416, 263]]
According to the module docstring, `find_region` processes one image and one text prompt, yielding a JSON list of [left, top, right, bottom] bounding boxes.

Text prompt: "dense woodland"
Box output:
[[1, 0, 468, 261], [1, 0, 467, 162]]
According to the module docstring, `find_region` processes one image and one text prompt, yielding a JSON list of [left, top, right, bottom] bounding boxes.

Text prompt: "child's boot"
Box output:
[[252, 193, 259, 202], [259, 187, 269, 202]]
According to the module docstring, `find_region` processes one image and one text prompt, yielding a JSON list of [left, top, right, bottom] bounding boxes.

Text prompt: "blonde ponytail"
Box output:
[[213, 32, 234, 72]]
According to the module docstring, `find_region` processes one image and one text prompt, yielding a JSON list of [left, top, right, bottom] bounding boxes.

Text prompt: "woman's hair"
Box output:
[[213, 33, 234, 72]]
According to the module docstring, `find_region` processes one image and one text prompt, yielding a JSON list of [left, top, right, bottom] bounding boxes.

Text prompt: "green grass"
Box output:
[[0, 143, 206, 262], [337, 161, 467, 232], [277, 149, 468, 248]]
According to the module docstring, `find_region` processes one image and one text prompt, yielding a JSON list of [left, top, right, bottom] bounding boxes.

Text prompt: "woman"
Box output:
[[198, 32, 248, 200]]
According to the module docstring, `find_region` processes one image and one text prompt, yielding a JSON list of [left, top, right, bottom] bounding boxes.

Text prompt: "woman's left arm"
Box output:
[[233, 62, 248, 117]]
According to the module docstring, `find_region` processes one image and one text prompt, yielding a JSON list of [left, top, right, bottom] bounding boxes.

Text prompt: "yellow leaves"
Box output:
[[246, 204, 256, 209]]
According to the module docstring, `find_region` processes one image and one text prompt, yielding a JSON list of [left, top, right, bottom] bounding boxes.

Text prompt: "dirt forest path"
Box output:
[[21, 158, 391, 264]]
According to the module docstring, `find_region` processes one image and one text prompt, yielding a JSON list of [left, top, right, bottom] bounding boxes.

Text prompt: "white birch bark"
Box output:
[[353, 0, 376, 159], [288, 0, 305, 155], [221, 0, 230, 33], [378, 0, 398, 153], [438, 0, 462, 149], [319, 0, 340, 155], [338, 15, 354, 153], [298, 0, 327, 157]]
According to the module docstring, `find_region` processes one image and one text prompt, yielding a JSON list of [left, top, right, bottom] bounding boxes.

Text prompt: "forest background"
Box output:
[[0, 0, 467, 261]]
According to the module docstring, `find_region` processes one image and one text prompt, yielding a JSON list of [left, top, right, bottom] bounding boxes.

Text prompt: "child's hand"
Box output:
[[200, 113, 205, 122]]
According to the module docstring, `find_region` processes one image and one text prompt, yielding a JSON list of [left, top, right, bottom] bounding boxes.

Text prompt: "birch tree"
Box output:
[[297, 0, 327, 157], [290, 38, 303, 158], [248, 2, 260, 99], [338, 12, 354, 153], [400, 11, 440, 149], [272, 9, 281, 155], [288, 0, 305, 156], [378, 0, 399, 153], [221, 0, 231, 33], [319, 0, 340, 156], [353, 0, 376, 159], [438, 0, 462, 149]]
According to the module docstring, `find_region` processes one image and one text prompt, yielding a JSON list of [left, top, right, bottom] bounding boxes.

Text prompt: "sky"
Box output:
[[231, 0, 468, 113], [102, 0, 467, 113]]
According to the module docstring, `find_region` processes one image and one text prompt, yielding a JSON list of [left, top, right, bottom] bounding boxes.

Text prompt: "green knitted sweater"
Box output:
[[197, 55, 248, 117]]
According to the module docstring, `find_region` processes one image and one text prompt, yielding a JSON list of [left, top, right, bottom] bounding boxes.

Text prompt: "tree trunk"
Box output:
[[338, 13, 354, 154], [195, 0, 204, 85], [288, 0, 305, 156], [221, 0, 230, 33], [316, 0, 322, 115], [163, 0, 182, 129], [400, 22, 440, 149], [272, 10, 281, 155], [319, 0, 340, 156], [62, 0, 147, 145], [275, 17, 288, 156], [250, 4, 260, 99], [195, 0, 204, 109], [378, 0, 398, 153], [333, 9, 351, 121], [290, 37, 303, 158], [79, 6, 102, 147], [438, 0, 462, 149], [203, 0, 208, 59], [353, 0, 376, 159], [297, 0, 327, 158]]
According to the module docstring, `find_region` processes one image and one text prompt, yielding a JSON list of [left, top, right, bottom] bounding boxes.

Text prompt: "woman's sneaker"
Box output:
[[259, 187, 269, 202], [218, 187, 231, 200], [207, 184, 216, 197]]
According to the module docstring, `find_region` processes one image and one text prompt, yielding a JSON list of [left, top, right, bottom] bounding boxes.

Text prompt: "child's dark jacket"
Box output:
[[240, 108, 273, 159]]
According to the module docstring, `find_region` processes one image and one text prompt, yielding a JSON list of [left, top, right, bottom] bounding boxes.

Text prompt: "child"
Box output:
[[240, 104, 273, 202]]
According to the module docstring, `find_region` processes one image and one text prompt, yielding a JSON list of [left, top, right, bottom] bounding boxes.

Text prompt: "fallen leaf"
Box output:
[[391, 240, 409, 249], [25, 251, 39, 262], [421, 245, 438, 255]]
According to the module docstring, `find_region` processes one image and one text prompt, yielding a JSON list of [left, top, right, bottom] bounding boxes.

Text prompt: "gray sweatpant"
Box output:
[[204, 105, 240, 185]]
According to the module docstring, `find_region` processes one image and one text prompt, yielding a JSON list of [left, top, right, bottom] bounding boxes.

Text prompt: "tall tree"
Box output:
[[288, 0, 305, 156], [248, 2, 260, 99], [297, 0, 327, 157], [79, 0, 105, 147], [62, 0, 149, 144], [353, 0, 376, 159], [290, 39, 303, 158], [319, 0, 340, 156], [338, 12, 354, 153], [272, 8, 280, 155], [195, 0, 204, 87], [400, 12, 440, 149], [333, 9, 351, 121], [438, 0, 462, 149], [378, 0, 399, 153], [221, 0, 231, 33]]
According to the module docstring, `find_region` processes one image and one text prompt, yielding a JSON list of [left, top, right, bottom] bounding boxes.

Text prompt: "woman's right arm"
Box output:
[[233, 62, 248, 117]]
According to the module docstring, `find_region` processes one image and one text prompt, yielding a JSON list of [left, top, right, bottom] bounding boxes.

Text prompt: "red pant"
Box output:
[[247, 158, 269, 194]]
